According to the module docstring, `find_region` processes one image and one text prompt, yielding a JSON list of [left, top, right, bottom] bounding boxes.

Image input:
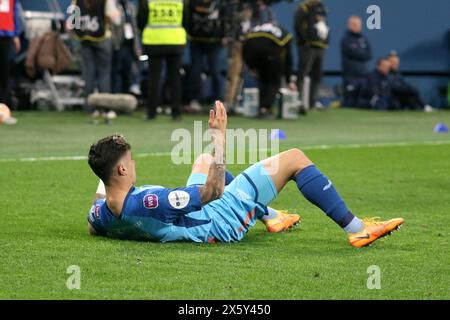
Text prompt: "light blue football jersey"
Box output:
[[88, 185, 212, 242]]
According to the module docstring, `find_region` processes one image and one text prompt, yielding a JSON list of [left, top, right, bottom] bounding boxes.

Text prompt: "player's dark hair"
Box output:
[[88, 134, 131, 185]]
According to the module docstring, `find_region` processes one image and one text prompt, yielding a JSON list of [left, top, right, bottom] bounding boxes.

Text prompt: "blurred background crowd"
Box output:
[[0, 0, 449, 121]]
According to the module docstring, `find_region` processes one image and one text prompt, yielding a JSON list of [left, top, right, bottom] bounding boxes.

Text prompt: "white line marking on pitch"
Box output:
[[0, 140, 449, 163]]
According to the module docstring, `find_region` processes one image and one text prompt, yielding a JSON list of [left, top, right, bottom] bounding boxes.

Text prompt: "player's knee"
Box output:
[[288, 148, 313, 171], [194, 153, 213, 165], [288, 148, 304, 157], [287, 148, 306, 162]]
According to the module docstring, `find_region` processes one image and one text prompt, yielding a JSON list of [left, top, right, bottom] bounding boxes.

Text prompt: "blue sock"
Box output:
[[294, 165, 363, 233], [225, 171, 235, 186]]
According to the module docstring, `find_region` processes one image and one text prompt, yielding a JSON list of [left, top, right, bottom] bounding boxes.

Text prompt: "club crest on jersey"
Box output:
[[168, 190, 190, 209], [143, 194, 159, 209]]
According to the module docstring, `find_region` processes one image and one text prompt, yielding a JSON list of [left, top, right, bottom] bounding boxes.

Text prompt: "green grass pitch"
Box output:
[[0, 109, 449, 299]]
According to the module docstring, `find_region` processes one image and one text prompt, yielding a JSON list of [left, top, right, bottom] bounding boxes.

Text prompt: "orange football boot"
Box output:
[[348, 217, 404, 248], [265, 210, 301, 233]]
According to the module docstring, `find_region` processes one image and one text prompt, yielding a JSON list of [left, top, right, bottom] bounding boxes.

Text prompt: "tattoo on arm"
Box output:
[[199, 140, 226, 205]]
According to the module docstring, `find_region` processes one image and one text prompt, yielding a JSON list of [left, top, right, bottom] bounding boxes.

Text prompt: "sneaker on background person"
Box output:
[[424, 105, 434, 113]]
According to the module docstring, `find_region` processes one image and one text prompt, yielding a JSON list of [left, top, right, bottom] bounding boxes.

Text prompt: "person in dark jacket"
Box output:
[[111, 0, 141, 94], [251, 0, 276, 26], [0, 0, 21, 105], [341, 15, 372, 108], [185, 0, 226, 111], [242, 23, 296, 118], [294, 0, 329, 112], [388, 52, 432, 111], [361, 58, 392, 110], [68, 0, 121, 111], [223, 0, 275, 112]]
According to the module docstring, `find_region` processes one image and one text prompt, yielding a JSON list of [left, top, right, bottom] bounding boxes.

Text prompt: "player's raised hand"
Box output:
[[208, 100, 227, 136]]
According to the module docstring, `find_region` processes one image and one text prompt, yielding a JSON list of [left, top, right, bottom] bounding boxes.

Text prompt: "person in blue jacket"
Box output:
[[361, 58, 393, 110], [340, 16, 372, 108], [0, 0, 21, 105], [388, 52, 432, 111]]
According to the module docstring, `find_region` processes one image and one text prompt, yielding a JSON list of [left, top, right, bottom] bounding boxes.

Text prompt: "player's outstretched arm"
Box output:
[[199, 101, 227, 205]]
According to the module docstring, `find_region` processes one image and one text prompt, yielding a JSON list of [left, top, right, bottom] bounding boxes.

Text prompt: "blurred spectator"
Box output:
[[137, 0, 186, 120], [111, 0, 140, 94], [242, 22, 296, 118], [360, 58, 392, 110], [341, 15, 372, 107], [223, 1, 256, 112], [0, 0, 21, 105], [185, 0, 226, 112], [251, 0, 276, 26], [128, 59, 142, 96], [25, 32, 72, 78], [294, 0, 329, 112], [388, 52, 432, 111], [68, 0, 121, 111]]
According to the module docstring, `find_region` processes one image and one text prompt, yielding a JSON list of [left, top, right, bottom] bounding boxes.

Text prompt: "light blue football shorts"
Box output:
[[185, 162, 278, 242]]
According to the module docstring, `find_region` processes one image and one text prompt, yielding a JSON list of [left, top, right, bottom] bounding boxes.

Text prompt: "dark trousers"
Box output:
[[258, 61, 282, 111], [243, 40, 283, 112], [81, 39, 113, 100], [259, 78, 281, 111], [392, 88, 424, 110], [190, 41, 223, 101], [0, 37, 12, 104], [145, 50, 183, 119], [359, 93, 391, 110], [111, 42, 135, 94], [297, 45, 325, 107], [343, 76, 367, 108]]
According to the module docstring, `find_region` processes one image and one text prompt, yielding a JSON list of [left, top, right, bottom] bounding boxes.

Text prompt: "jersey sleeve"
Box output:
[[139, 185, 203, 222], [87, 198, 107, 235]]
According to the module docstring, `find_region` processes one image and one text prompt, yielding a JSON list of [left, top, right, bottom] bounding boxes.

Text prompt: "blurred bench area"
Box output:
[[8, 0, 450, 112], [272, 0, 450, 108]]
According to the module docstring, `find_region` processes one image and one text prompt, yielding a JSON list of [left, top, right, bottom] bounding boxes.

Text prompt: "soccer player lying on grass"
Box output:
[[87, 101, 404, 247]]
